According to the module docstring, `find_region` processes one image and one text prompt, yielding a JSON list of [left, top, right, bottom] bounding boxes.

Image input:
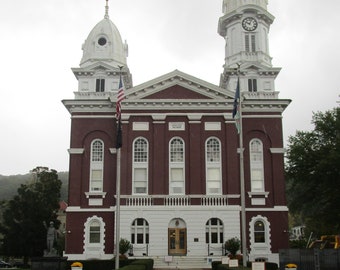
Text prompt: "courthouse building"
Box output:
[[62, 0, 290, 266]]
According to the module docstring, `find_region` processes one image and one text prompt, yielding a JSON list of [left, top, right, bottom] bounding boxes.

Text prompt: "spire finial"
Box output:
[[105, 0, 109, 19]]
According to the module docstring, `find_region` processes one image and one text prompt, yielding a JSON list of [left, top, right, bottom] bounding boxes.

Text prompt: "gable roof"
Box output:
[[126, 70, 233, 101]]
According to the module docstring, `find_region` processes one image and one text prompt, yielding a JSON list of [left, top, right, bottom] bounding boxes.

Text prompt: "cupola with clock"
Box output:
[[218, 0, 281, 98]]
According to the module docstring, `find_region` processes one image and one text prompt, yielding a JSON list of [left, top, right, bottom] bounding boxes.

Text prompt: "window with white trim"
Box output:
[[254, 220, 266, 243], [131, 218, 149, 244], [84, 216, 105, 257], [249, 139, 264, 192], [96, 78, 105, 92], [169, 138, 185, 195], [205, 218, 224, 244], [245, 33, 256, 52], [133, 138, 148, 194], [206, 138, 222, 195], [249, 216, 271, 255], [248, 79, 257, 92], [90, 140, 104, 192], [89, 220, 101, 243]]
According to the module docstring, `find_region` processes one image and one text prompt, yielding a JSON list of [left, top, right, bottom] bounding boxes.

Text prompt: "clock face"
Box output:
[[242, 17, 258, 31]]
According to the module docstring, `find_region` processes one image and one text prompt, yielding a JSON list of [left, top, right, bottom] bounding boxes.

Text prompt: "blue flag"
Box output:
[[232, 78, 241, 134]]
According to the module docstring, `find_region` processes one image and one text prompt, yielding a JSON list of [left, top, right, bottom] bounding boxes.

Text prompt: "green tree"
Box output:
[[285, 108, 340, 235], [0, 167, 62, 264]]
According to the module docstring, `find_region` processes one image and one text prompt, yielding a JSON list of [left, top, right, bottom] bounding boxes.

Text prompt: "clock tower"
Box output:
[[218, 0, 280, 97]]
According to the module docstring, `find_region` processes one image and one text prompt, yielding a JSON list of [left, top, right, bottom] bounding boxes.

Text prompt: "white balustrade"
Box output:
[[119, 195, 229, 207]]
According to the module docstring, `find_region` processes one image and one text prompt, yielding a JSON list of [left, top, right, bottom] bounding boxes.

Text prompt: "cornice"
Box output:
[[62, 99, 115, 114], [62, 95, 290, 115], [123, 99, 229, 111]]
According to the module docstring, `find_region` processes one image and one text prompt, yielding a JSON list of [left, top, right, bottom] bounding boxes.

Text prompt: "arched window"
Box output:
[[169, 137, 185, 195], [90, 139, 104, 192], [133, 138, 148, 194], [89, 220, 101, 243], [254, 220, 265, 243], [205, 218, 224, 244], [249, 139, 264, 192], [249, 216, 272, 259], [131, 218, 149, 244], [84, 216, 105, 257], [206, 138, 222, 195]]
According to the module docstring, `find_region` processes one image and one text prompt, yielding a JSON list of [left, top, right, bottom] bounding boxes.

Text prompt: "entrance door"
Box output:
[[168, 228, 187, 255]]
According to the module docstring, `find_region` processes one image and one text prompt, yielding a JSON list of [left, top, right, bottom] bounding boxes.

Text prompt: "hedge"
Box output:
[[129, 259, 154, 270], [217, 264, 230, 270], [212, 260, 222, 270], [119, 264, 145, 270]]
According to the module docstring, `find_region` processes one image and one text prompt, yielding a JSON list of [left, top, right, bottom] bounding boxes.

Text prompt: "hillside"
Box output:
[[0, 172, 69, 202]]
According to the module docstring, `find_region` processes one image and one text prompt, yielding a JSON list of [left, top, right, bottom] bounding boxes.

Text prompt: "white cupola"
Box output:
[[80, 7, 128, 68], [71, 0, 132, 98]]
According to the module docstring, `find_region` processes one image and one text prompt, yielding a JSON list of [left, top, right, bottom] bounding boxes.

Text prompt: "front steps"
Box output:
[[151, 256, 214, 269]]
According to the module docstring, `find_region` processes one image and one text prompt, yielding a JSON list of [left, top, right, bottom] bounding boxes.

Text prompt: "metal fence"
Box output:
[[279, 249, 340, 270]]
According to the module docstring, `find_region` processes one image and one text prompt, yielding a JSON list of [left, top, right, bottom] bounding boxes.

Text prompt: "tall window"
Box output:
[[254, 220, 265, 243], [248, 79, 257, 92], [169, 138, 185, 194], [245, 34, 256, 52], [250, 139, 264, 192], [133, 138, 148, 194], [205, 218, 224, 244], [206, 138, 222, 195], [89, 220, 101, 243], [96, 78, 105, 92], [90, 140, 104, 192], [131, 218, 149, 244]]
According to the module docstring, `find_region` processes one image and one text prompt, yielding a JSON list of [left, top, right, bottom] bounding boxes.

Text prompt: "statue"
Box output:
[[44, 221, 58, 256]]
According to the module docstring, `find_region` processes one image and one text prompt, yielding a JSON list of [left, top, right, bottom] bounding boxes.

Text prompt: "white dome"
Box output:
[[80, 17, 128, 68], [223, 0, 268, 13]]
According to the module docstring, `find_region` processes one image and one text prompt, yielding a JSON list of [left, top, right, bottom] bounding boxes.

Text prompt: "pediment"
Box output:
[[241, 63, 281, 75], [72, 61, 121, 75], [126, 70, 235, 101]]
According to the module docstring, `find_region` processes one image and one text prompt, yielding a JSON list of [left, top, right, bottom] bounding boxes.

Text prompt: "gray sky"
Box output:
[[0, 0, 339, 175]]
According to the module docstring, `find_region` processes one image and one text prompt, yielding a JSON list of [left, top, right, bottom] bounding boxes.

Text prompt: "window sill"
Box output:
[[85, 192, 107, 198], [248, 192, 269, 198]]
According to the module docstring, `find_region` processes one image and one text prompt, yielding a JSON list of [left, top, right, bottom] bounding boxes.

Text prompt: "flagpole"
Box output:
[[237, 73, 247, 267], [115, 66, 124, 270], [115, 146, 121, 270]]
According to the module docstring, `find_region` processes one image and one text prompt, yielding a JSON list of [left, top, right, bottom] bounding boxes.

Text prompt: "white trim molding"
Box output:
[[68, 148, 84, 154], [270, 148, 286, 154]]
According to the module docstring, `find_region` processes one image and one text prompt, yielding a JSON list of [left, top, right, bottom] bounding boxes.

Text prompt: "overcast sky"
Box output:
[[0, 0, 339, 176]]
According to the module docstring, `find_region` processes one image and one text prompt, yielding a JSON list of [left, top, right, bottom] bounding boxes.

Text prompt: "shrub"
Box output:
[[120, 238, 132, 255], [225, 237, 241, 257]]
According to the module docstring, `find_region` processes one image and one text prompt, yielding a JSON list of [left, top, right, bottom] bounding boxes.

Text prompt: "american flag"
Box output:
[[116, 76, 125, 120], [116, 75, 125, 149]]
